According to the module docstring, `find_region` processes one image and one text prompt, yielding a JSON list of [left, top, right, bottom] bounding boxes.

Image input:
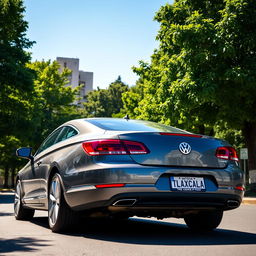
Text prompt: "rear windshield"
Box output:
[[86, 119, 188, 133]]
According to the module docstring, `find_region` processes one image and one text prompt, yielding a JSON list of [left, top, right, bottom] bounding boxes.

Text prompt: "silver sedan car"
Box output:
[[15, 118, 244, 232]]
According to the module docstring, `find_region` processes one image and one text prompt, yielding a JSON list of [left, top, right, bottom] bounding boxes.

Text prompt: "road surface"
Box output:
[[0, 192, 256, 256]]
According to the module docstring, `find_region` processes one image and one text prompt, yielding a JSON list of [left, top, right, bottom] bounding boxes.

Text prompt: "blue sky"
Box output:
[[24, 0, 171, 88]]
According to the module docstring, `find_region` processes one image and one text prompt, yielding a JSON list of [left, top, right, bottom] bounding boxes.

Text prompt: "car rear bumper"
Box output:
[[64, 184, 243, 213]]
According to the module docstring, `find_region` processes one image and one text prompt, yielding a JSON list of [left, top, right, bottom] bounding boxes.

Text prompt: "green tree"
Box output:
[[83, 77, 128, 117], [0, 0, 35, 187], [27, 60, 80, 148], [0, 136, 22, 188], [83, 87, 111, 117], [108, 76, 128, 115], [120, 78, 145, 119], [133, 0, 256, 170], [0, 0, 34, 137]]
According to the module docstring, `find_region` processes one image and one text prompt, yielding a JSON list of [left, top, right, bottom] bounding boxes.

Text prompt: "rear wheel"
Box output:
[[184, 211, 223, 231], [48, 173, 77, 232], [14, 180, 35, 220]]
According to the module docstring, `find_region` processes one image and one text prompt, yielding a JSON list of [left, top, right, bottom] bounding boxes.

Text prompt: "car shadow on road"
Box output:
[[31, 216, 256, 246], [0, 237, 51, 254]]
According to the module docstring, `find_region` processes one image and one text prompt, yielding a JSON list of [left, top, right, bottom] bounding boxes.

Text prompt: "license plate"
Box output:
[[170, 176, 206, 192]]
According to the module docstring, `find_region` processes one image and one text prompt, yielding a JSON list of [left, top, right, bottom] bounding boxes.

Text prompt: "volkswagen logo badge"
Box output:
[[179, 142, 192, 155]]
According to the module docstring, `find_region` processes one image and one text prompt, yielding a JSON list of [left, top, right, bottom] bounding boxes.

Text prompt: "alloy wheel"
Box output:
[[14, 181, 21, 216], [49, 176, 61, 227]]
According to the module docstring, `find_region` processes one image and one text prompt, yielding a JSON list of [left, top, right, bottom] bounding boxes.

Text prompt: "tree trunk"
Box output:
[[208, 128, 214, 137], [198, 125, 205, 135], [11, 169, 16, 188], [4, 167, 9, 188], [242, 122, 256, 171]]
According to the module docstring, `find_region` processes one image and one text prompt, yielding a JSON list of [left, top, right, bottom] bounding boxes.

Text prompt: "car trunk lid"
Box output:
[[117, 132, 228, 168]]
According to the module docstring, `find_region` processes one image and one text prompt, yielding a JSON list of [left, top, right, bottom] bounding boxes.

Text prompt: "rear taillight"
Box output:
[[82, 139, 149, 156], [123, 140, 149, 154], [160, 133, 202, 138], [235, 185, 245, 191], [216, 146, 239, 162], [82, 140, 126, 155]]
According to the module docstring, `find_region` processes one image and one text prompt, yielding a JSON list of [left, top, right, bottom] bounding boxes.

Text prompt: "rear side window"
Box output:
[[36, 128, 62, 155], [36, 126, 78, 155], [55, 126, 78, 143]]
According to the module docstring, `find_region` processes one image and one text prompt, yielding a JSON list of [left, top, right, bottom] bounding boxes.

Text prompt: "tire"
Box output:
[[184, 211, 223, 231], [48, 173, 77, 232], [14, 180, 35, 220]]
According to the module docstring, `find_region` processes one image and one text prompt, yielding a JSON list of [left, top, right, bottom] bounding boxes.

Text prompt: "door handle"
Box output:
[[37, 161, 42, 166]]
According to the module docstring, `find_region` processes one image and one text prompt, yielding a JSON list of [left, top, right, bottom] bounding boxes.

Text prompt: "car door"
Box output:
[[29, 128, 64, 209], [37, 126, 79, 208], [19, 158, 43, 208]]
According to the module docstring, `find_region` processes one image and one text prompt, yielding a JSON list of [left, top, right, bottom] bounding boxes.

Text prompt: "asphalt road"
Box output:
[[0, 193, 256, 256]]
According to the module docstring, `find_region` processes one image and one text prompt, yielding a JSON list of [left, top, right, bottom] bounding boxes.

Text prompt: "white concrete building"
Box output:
[[56, 57, 93, 103], [79, 71, 94, 97]]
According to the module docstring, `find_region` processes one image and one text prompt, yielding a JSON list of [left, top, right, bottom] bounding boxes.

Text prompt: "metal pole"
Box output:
[[244, 159, 246, 185]]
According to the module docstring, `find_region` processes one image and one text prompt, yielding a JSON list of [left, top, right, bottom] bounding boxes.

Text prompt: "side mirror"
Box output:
[[16, 147, 33, 160]]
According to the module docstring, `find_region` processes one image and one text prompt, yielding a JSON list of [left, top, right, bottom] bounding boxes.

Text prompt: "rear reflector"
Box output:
[[95, 183, 125, 188], [82, 139, 149, 156], [216, 146, 239, 162], [160, 133, 202, 138]]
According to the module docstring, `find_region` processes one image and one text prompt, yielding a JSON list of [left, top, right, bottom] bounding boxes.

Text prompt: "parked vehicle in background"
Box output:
[[15, 118, 244, 232]]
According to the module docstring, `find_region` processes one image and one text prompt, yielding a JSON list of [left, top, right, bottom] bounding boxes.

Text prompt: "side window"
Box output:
[[55, 126, 78, 143], [36, 128, 63, 155]]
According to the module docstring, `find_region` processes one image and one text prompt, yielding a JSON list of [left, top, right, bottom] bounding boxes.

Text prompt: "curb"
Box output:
[[242, 197, 256, 205]]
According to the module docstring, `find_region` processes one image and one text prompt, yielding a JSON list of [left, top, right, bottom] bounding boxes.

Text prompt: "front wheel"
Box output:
[[48, 173, 77, 232], [14, 180, 35, 220], [184, 210, 223, 231]]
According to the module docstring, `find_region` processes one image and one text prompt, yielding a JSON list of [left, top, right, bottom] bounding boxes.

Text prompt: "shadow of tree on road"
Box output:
[[0, 237, 51, 254], [0, 193, 14, 204], [31, 216, 256, 246], [0, 212, 14, 216]]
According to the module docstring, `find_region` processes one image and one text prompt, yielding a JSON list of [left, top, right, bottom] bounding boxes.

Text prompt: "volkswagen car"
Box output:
[[15, 118, 244, 232]]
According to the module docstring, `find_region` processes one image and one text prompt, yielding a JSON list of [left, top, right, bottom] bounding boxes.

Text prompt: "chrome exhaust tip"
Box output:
[[227, 200, 240, 208], [112, 199, 137, 207]]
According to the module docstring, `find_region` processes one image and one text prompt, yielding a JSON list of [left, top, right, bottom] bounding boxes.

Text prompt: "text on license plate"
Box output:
[[170, 176, 206, 191]]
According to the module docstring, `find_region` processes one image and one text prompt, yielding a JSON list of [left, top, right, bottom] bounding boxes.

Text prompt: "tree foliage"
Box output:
[[0, 0, 35, 138], [121, 78, 145, 119], [83, 77, 128, 117], [27, 60, 80, 148], [0, 0, 35, 187], [129, 0, 256, 169]]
